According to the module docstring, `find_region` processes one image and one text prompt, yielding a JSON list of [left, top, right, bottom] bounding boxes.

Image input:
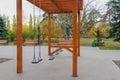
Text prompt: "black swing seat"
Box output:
[[60, 49, 63, 52], [32, 58, 43, 64], [49, 56, 55, 60], [55, 49, 63, 55], [55, 52, 60, 55]]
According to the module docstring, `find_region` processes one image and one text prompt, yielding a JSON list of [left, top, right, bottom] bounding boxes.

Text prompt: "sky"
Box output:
[[0, 0, 109, 24]]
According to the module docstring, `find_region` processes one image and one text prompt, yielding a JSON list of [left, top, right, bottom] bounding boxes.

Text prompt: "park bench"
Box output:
[[24, 40, 37, 45], [0, 40, 7, 44], [58, 40, 72, 45]]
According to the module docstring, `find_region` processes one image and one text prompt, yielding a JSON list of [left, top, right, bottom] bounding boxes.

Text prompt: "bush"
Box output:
[[22, 31, 29, 41], [28, 31, 35, 40], [8, 30, 16, 41], [44, 38, 58, 43]]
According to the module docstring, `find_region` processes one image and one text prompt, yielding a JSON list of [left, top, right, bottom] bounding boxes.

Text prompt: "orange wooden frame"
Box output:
[[17, 0, 22, 73], [16, 0, 82, 77]]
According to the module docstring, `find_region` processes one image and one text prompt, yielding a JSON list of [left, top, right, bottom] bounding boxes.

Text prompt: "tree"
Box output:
[[81, 0, 102, 37], [2, 15, 7, 26], [8, 30, 16, 41], [98, 22, 111, 37], [55, 14, 72, 39], [9, 15, 17, 41], [41, 19, 62, 41], [107, 0, 120, 42], [6, 17, 10, 31], [42, 12, 48, 21], [89, 22, 111, 37], [22, 24, 29, 41], [0, 16, 8, 39], [42, 12, 56, 21], [2, 15, 11, 31], [29, 14, 33, 31], [12, 15, 17, 31]]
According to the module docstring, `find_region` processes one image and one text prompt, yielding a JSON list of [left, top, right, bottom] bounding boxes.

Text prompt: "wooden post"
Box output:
[[16, 0, 22, 73], [78, 12, 80, 56], [72, 0, 78, 77], [76, 12, 78, 57], [48, 14, 51, 56]]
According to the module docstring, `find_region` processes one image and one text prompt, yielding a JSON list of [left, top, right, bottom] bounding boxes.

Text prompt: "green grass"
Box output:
[[80, 38, 95, 46], [99, 39, 120, 50], [80, 38, 120, 50], [8, 42, 13, 45]]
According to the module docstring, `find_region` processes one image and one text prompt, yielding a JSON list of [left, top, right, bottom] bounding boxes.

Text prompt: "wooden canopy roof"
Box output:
[[27, 0, 83, 14]]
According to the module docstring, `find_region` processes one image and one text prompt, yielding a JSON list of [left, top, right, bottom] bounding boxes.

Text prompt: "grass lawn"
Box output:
[[80, 38, 120, 50], [99, 39, 120, 50], [80, 38, 95, 46], [1, 38, 119, 50]]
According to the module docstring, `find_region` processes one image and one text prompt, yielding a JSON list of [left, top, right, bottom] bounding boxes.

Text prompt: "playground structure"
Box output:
[[16, 0, 83, 77]]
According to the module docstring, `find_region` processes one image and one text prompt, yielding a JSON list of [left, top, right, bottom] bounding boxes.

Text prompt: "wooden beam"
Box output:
[[48, 14, 51, 56], [51, 0, 63, 12], [27, 0, 83, 14], [64, 47, 73, 53], [51, 48, 63, 55], [16, 0, 22, 73], [76, 11, 78, 57], [79, 0, 83, 10], [72, 0, 78, 77], [51, 45, 73, 48], [78, 11, 80, 56]]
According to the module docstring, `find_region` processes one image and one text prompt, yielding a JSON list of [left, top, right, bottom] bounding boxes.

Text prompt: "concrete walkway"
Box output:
[[0, 46, 120, 80]]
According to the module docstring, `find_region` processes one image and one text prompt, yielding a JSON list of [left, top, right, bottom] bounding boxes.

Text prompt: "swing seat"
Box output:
[[60, 49, 63, 52], [55, 49, 63, 55], [55, 52, 60, 55], [37, 58, 43, 63], [32, 59, 43, 64], [32, 61, 39, 64], [49, 56, 55, 60]]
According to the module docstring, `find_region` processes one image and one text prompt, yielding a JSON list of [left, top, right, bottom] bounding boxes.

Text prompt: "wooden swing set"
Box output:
[[16, 0, 83, 77]]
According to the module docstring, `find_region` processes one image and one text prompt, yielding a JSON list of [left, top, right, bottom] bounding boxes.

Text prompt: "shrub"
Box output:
[[28, 30, 35, 40], [8, 30, 16, 41], [44, 38, 58, 43], [22, 31, 29, 41]]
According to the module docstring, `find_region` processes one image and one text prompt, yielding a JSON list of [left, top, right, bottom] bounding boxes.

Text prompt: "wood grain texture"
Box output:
[[16, 0, 23, 73]]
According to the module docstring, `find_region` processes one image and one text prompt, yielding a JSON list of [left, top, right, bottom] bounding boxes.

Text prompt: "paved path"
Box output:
[[0, 46, 120, 80]]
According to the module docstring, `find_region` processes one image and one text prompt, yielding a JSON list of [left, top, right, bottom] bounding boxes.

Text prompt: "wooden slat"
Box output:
[[51, 45, 73, 48], [51, 48, 63, 55], [64, 47, 73, 53], [51, 0, 63, 11]]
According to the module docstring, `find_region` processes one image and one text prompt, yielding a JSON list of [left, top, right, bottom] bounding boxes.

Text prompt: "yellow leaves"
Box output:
[[44, 38, 58, 42], [89, 22, 111, 37], [22, 24, 29, 32], [99, 26, 111, 37], [89, 27, 97, 36], [7, 25, 11, 31], [98, 22, 111, 37], [41, 19, 62, 37]]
